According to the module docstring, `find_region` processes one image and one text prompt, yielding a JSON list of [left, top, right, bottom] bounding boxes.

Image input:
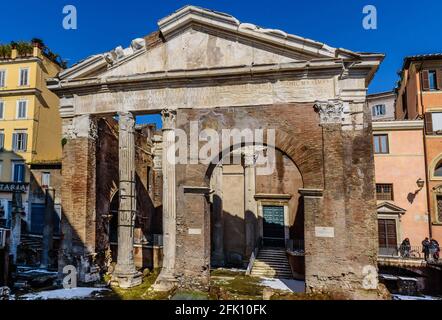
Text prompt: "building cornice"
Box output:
[[372, 120, 424, 131], [0, 87, 42, 97]]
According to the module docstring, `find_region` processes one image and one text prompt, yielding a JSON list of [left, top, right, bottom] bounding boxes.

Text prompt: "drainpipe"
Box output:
[[418, 64, 433, 238]]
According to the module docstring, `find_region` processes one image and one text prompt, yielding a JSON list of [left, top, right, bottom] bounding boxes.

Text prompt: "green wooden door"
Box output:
[[263, 205, 285, 247]]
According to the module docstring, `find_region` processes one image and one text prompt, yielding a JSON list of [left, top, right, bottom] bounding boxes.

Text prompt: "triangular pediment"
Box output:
[[56, 5, 382, 81], [377, 202, 406, 215]]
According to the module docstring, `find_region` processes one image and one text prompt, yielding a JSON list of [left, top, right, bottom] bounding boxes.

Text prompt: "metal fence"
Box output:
[[379, 245, 423, 259], [286, 239, 305, 255]]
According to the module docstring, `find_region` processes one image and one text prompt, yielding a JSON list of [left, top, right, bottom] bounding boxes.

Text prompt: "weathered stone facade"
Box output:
[[48, 6, 384, 298]]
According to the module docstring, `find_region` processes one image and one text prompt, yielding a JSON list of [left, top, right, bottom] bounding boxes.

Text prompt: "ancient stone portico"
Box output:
[[48, 6, 384, 298]]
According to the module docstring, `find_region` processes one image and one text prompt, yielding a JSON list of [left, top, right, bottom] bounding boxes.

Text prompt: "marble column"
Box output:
[[211, 164, 224, 266], [112, 111, 142, 288], [153, 109, 177, 291], [243, 149, 258, 258]]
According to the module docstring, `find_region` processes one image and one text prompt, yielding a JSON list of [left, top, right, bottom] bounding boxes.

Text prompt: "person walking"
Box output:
[[422, 237, 430, 261], [430, 238, 440, 262]]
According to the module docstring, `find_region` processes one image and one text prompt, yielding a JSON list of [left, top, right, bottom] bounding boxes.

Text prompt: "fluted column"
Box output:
[[112, 111, 142, 288], [153, 109, 177, 291]]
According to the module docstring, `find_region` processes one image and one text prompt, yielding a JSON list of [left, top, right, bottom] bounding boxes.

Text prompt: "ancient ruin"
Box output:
[[47, 6, 384, 298]]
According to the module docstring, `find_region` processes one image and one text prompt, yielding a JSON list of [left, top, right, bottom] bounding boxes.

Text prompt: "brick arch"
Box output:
[[203, 128, 323, 189]]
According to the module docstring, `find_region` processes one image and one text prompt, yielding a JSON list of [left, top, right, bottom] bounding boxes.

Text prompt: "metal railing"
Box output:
[[379, 245, 423, 259], [286, 239, 305, 255], [246, 237, 263, 275]]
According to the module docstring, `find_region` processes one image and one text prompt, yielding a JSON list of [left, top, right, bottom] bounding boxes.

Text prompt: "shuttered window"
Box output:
[[378, 219, 397, 249], [16, 100, 27, 119], [12, 131, 27, 152], [432, 112, 442, 133], [0, 70, 5, 88], [426, 112, 434, 134], [422, 69, 442, 91], [426, 112, 442, 135], [0, 130, 4, 150], [12, 162, 25, 183], [19, 68, 29, 86]]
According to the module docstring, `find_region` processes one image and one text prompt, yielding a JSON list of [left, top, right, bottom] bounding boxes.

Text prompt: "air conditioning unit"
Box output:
[[0, 228, 6, 249]]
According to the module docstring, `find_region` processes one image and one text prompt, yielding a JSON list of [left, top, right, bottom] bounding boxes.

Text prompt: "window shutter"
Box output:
[[437, 69, 442, 90], [422, 70, 430, 91], [12, 133, 17, 150], [23, 133, 27, 151], [425, 112, 434, 135]]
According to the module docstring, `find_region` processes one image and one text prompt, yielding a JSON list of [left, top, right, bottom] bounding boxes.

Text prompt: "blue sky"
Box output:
[[1, 0, 441, 125]]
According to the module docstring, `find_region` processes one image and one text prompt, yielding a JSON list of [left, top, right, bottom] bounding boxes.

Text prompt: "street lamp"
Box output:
[[416, 178, 425, 191]]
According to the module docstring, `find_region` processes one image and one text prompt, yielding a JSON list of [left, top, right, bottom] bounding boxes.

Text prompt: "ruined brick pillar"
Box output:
[[306, 100, 380, 299], [59, 115, 99, 283], [153, 109, 178, 291], [112, 111, 142, 288]]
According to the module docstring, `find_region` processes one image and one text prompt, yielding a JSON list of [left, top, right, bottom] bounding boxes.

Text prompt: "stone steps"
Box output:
[[250, 248, 293, 279]]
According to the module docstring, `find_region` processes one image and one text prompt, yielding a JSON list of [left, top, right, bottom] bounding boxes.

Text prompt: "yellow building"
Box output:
[[0, 43, 62, 231]]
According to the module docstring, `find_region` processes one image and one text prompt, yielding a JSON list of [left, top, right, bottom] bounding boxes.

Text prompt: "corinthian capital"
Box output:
[[314, 100, 344, 125], [161, 109, 176, 130], [118, 111, 135, 133]]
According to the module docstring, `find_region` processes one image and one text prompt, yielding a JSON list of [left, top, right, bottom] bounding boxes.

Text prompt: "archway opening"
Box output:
[[207, 144, 305, 280]]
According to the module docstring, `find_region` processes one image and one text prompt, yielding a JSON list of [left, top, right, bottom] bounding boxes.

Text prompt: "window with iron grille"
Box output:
[[376, 184, 393, 201], [437, 195, 442, 222]]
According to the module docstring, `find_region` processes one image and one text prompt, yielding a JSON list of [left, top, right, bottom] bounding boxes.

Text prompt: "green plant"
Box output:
[[14, 41, 33, 56], [0, 39, 67, 69], [0, 44, 12, 58], [31, 38, 45, 48]]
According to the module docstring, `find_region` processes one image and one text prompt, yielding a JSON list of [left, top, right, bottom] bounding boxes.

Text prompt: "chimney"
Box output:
[[33, 43, 42, 58], [11, 48, 17, 59]]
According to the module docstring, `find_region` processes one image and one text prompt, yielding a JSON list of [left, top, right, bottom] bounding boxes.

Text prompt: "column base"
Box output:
[[111, 270, 143, 289], [152, 270, 177, 292]]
